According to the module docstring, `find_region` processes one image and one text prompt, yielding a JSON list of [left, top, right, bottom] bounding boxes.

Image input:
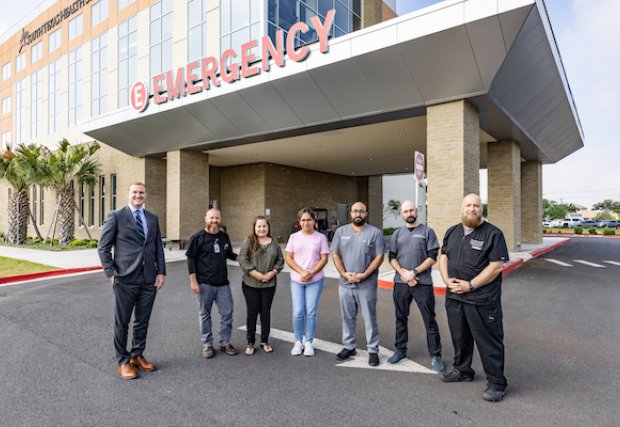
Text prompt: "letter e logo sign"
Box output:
[[130, 81, 149, 112]]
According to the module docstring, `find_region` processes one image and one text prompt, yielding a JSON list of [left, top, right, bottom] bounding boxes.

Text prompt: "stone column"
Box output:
[[427, 100, 480, 243], [367, 175, 383, 230], [487, 141, 521, 251], [521, 160, 543, 244], [166, 150, 209, 240]]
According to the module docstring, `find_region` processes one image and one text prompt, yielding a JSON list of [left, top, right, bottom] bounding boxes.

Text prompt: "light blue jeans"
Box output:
[[290, 279, 324, 342]]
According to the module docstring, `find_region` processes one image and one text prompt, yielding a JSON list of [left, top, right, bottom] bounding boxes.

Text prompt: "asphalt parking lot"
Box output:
[[1, 238, 619, 426]]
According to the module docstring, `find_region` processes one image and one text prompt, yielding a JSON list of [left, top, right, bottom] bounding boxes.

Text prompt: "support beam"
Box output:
[[521, 160, 543, 244]]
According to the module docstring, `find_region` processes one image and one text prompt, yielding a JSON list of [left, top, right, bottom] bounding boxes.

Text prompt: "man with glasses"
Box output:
[[331, 202, 386, 366]]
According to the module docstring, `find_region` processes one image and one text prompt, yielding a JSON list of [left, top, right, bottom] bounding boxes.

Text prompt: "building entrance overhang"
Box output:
[[83, 0, 583, 176]]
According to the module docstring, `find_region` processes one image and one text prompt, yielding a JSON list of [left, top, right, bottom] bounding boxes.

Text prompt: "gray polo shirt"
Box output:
[[389, 224, 439, 286], [331, 223, 386, 288]]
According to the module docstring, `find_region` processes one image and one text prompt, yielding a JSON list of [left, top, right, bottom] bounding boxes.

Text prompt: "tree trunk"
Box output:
[[56, 186, 76, 245], [6, 189, 29, 245]]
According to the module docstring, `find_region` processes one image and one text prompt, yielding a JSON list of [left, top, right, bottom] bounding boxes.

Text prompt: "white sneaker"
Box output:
[[303, 341, 315, 357], [291, 340, 303, 356]]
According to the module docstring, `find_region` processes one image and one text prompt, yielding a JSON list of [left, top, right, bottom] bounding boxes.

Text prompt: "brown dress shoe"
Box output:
[[117, 363, 139, 380], [129, 355, 157, 371]]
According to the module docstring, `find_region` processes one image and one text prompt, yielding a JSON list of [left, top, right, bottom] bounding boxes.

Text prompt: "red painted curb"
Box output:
[[0, 266, 102, 285], [378, 279, 446, 297], [529, 238, 571, 258]]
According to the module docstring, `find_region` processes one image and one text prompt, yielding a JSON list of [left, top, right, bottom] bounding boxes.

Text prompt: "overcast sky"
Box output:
[[1, 0, 618, 209]]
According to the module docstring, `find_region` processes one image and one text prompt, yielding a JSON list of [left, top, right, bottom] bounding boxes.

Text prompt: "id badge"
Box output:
[[213, 242, 221, 253]]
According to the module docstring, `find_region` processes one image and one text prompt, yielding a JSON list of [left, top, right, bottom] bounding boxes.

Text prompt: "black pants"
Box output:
[[445, 297, 507, 387], [393, 282, 441, 357], [113, 280, 157, 365], [242, 283, 276, 345]]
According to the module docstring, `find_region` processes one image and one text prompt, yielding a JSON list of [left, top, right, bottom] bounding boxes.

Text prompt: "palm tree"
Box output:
[[0, 143, 45, 244], [43, 139, 101, 245]]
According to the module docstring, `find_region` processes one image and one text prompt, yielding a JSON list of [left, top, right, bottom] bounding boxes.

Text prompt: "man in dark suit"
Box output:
[[98, 182, 166, 380]]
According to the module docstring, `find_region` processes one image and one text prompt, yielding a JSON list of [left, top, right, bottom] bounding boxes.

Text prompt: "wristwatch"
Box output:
[[468, 281, 475, 292], [413, 268, 420, 278]]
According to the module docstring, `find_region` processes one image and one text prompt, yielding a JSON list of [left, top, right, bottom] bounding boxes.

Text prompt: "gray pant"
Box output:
[[198, 283, 233, 348], [338, 284, 379, 354]]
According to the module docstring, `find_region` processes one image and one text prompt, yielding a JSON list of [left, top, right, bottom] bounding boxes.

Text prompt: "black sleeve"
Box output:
[[225, 235, 238, 261], [427, 248, 439, 261], [388, 251, 398, 261], [185, 234, 198, 274]]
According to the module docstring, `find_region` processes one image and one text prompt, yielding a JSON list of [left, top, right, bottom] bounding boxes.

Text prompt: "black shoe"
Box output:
[[336, 348, 356, 361], [368, 353, 380, 366], [440, 369, 474, 382], [482, 385, 507, 402]]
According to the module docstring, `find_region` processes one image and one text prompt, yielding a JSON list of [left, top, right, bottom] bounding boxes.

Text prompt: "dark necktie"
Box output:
[[135, 210, 146, 241]]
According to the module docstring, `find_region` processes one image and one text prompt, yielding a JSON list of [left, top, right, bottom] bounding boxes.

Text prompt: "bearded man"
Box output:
[[186, 208, 239, 359], [438, 194, 510, 402]]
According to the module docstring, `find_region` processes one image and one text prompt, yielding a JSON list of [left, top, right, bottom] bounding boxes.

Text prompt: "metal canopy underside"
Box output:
[[83, 0, 583, 176]]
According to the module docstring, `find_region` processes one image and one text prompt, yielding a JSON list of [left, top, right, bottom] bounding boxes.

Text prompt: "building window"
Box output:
[[14, 78, 26, 143], [110, 173, 117, 210], [68, 14, 84, 40], [99, 175, 106, 226], [68, 47, 83, 126], [89, 186, 95, 226], [91, 32, 108, 116], [118, 0, 134, 9], [2, 62, 10, 80], [31, 69, 44, 138], [1, 132, 10, 145], [220, 0, 261, 58], [92, 0, 109, 26], [117, 16, 137, 108], [150, 0, 173, 79], [39, 186, 45, 226], [1, 96, 10, 114], [267, 0, 361, 47], [79, 182, 85, 226], [32, 186, 38, 225], [16, 53, 26, 73], [49, 28, 61, 53], [187, 0, 208, 62], [31, 41, 43, 63], [48, 60, 61, 133]]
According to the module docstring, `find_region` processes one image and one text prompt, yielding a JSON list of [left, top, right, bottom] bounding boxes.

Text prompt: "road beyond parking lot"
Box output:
[[0, 238, 619, 426]]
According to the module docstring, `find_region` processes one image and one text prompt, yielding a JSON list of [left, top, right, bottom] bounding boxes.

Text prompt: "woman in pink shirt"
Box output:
[[285, 208, 330, 356]]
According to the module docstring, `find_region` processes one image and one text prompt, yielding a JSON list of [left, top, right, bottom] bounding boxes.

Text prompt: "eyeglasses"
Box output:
[[351, 209, 367, 214]]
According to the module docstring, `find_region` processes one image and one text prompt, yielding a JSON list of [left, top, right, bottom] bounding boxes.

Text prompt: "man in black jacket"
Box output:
[[98, 182, 166, 380], [186, 208, 239, 358]]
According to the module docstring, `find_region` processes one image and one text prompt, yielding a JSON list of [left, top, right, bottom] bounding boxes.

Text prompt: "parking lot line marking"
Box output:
[[573, 260, 605, 268], [545, 259, 573, 267], [238, 325, 435, 374], [603, 260, 620, 267]]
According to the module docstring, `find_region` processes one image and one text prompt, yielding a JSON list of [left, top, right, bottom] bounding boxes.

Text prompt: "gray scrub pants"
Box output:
[[338, 284, 379, 354], [198, 283, 234, 348]]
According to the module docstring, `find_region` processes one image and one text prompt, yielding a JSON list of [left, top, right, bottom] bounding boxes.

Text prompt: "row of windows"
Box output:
[[1, 0, 135, 82]]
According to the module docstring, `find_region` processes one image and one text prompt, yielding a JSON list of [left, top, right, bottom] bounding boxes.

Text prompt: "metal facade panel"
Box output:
[[209, 92, 270, 135], [465, 16, 507, 90], [238, 83, 304, 130]]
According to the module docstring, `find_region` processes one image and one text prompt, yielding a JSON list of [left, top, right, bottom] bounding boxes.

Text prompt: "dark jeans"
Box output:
[[393, 282, 441, 357], [445, 297, 507, 387], [113, 279, 157, 365], [242, 283, 276, 345]]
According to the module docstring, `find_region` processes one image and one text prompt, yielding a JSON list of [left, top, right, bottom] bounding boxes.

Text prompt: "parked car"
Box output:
[[559, 218, 582, 228], [599, 220, 620, 228], [581, 220, 598, 228], [542, 220, 552, 227]]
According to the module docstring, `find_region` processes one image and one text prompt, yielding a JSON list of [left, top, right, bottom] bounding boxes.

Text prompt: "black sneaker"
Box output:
[[368, 353, 380, 366], [440, 369, 474, 382], [336, 348, 356, 361], [482, 385, 507, 402]]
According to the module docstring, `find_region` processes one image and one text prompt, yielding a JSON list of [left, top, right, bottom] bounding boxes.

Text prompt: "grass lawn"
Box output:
[[0, 256, 58, 277]]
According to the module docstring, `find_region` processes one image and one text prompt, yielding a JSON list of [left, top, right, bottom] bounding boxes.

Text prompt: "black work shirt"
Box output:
[[186, 229, 237, 286], [441, 221, 508, 305]]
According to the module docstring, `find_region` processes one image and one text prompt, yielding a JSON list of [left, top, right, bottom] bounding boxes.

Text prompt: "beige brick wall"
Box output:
[[144, 157, 167, 234], [427, 100, 480, 243], [264, 163, 362, 243], [364, 0, 383, 27], [368, 175, 383, 229], [488, 141, 522, 251], [166, 150, 209, 240], [521, 160, 543, 244]]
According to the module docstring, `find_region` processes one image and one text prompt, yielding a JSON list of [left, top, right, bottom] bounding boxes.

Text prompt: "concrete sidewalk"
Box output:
[[0, 236, 570, 285]]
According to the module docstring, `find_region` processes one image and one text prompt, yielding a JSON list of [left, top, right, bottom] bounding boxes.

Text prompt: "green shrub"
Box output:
[[603, 228, 616, 236], [574, 227, 583, 235], [588, 228, 597, 235], [87, 240, 98, 248], [383, 227, 396, 236], [68, 239, 90, 247], [32, 237, 42, 244]]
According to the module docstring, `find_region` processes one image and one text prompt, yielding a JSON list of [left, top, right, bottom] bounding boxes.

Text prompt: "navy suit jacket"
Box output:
[[98, 206, 166, 284]]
